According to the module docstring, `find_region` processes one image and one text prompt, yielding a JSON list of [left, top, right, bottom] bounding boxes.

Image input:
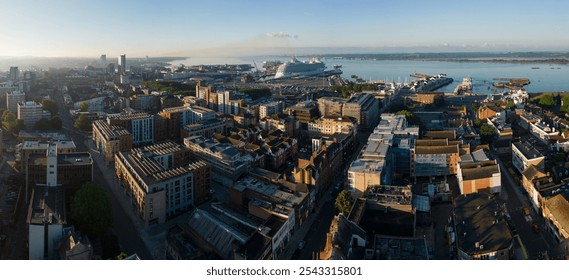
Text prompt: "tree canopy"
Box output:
[[69, 182, 113, 238], [238, 88, 272, 100], [74, 114, 91, 131], [395, 110, 421, 125], [539, 94, 556, 107], [335, 189, 354, 216], [505, 100, 516, 109], [33, 116, 62, 131], [479, 124, 497, 143], [561, 95, 569, 113], [41, 99, 59, 117], [2, 111, 25, 134], [80, 102, 89, 112], [142, 81, 196, 96], [330, 83, 376, 98]]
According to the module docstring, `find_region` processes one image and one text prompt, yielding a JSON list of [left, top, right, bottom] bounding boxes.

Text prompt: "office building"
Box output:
[[107, 113, 154, 146], [451, 193, 514, 260], [92, 120, 133, 165], [115, 141, 209, 227], [184, 136, 251, 184], [9, 66, 19, 81], [511, 141, 545, 174], [17, 101, 51, 129], [6, 90, 26, 113], [100, 54, 106, 68], [259, 101, 285, 119], [342, 93, 379, 131], [411, 139, 462, 178], [118, 54, 126, 74]]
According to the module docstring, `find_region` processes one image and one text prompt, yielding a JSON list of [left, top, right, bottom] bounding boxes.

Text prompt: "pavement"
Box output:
[[495, 155, 557, 258], [278, 189, 334, 260], [85, 138, 189, 260]]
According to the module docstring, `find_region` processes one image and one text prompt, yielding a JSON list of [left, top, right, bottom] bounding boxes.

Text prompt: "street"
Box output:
[[53, 89, 153, 259], [495, 156, 557, 259]]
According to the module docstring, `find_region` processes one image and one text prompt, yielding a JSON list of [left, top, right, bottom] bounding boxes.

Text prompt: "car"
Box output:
[[523, 207, 530, 216], [298, 240, 306, 250], [532, 223, 541, 233]]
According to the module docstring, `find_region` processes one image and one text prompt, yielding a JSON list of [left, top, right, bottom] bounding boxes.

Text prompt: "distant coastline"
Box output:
[[320, 52, 569, 64]]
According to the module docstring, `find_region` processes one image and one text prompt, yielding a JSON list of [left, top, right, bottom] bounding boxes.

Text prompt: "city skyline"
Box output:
[[1, 0, 569, 58]]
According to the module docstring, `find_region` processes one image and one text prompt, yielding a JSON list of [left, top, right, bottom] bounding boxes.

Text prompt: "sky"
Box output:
[[1, 0, 569, 58]]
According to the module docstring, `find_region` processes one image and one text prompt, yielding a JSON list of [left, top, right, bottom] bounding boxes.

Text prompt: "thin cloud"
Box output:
[[266, 32, 299, 39]]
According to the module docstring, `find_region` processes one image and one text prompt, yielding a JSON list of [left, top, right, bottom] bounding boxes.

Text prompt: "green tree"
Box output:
[[115, 252, 128, 260], [41, 99, 59, 117], [539, 94, 556, 107], [479, 124, 497, 143], [505, 100, 516, 109], [561, 95, 569, 113], [69, 182, 113, 238], [80, 102, 89, 112], [2, 111, 24, 134], [473, 119, 483, 128], [33, 118, 52, 131], [335, 189, 354, 216], [50, 116, 62, 130], [395, 110, 421, 125], [74, 114, 91, 131], [554, 152, 567, 163], [470, 102, 480, 113]]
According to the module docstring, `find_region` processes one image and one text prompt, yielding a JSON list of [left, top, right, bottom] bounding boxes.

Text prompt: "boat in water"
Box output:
[[274, 56, 326, 79]]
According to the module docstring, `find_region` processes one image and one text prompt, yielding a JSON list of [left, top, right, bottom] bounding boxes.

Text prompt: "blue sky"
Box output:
[[1, 0, 569, 57]]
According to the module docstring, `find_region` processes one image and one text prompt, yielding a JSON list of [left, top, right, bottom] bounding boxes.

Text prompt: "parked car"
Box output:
[[523, 207, 531, 216], [298, 240, 306, 250], [532, 223, 540, 233]]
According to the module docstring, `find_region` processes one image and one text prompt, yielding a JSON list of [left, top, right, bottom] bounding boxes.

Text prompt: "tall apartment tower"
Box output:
[[118, 54, 126, 74], [9, 66, 19, 81], [100, 54, 107, 68]]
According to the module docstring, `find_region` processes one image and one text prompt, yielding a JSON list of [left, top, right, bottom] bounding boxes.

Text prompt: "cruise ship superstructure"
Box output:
[[274, 57, 326, 79]]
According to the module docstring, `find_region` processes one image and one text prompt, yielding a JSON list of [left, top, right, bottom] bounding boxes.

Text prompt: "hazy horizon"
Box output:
[[1, 0, 569, 58]]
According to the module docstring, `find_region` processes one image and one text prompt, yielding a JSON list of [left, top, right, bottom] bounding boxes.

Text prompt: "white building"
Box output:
[[530, 121, 559, 145], [6, 90, 26, 113], [259, 101, 285, 119], [17, 101, 50, 128], [512, 141, 545, 174], [307, 116, 357, 137], [28, 143, 65, 260], [184, 136, 251, 183], [118, 54, 126, 74]]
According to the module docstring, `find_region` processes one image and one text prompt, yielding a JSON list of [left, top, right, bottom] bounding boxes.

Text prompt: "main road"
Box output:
[[53, 90, 152, 259], [495, 156, 557, 259]]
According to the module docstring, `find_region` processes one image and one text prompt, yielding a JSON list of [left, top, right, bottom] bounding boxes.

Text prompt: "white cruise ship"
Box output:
[[274, 57, 326, 79]]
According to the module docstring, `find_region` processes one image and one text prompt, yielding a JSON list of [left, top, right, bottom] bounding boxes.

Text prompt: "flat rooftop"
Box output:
[[108, 112, 152, 121], [513, 141, 543, 159], [27, 185, 66, 226], [132, 141, 186, 157], [93, 120, 131, 139], [349, 159, 384, 174], [366, 185, 412, 205], [361, 141, 389, 160], [373, 235, 429, 260], [454, 193, 513, 255], [21, 140, 76, 150], [233, 176, 306, 209]]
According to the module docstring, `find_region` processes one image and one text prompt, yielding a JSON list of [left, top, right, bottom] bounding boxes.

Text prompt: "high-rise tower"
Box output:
[[118, 54, 126, 74]]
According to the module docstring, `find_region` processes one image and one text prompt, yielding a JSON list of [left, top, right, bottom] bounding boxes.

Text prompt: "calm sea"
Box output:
[[319, 58, 569, 94], [189, 56, 569, 94]]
